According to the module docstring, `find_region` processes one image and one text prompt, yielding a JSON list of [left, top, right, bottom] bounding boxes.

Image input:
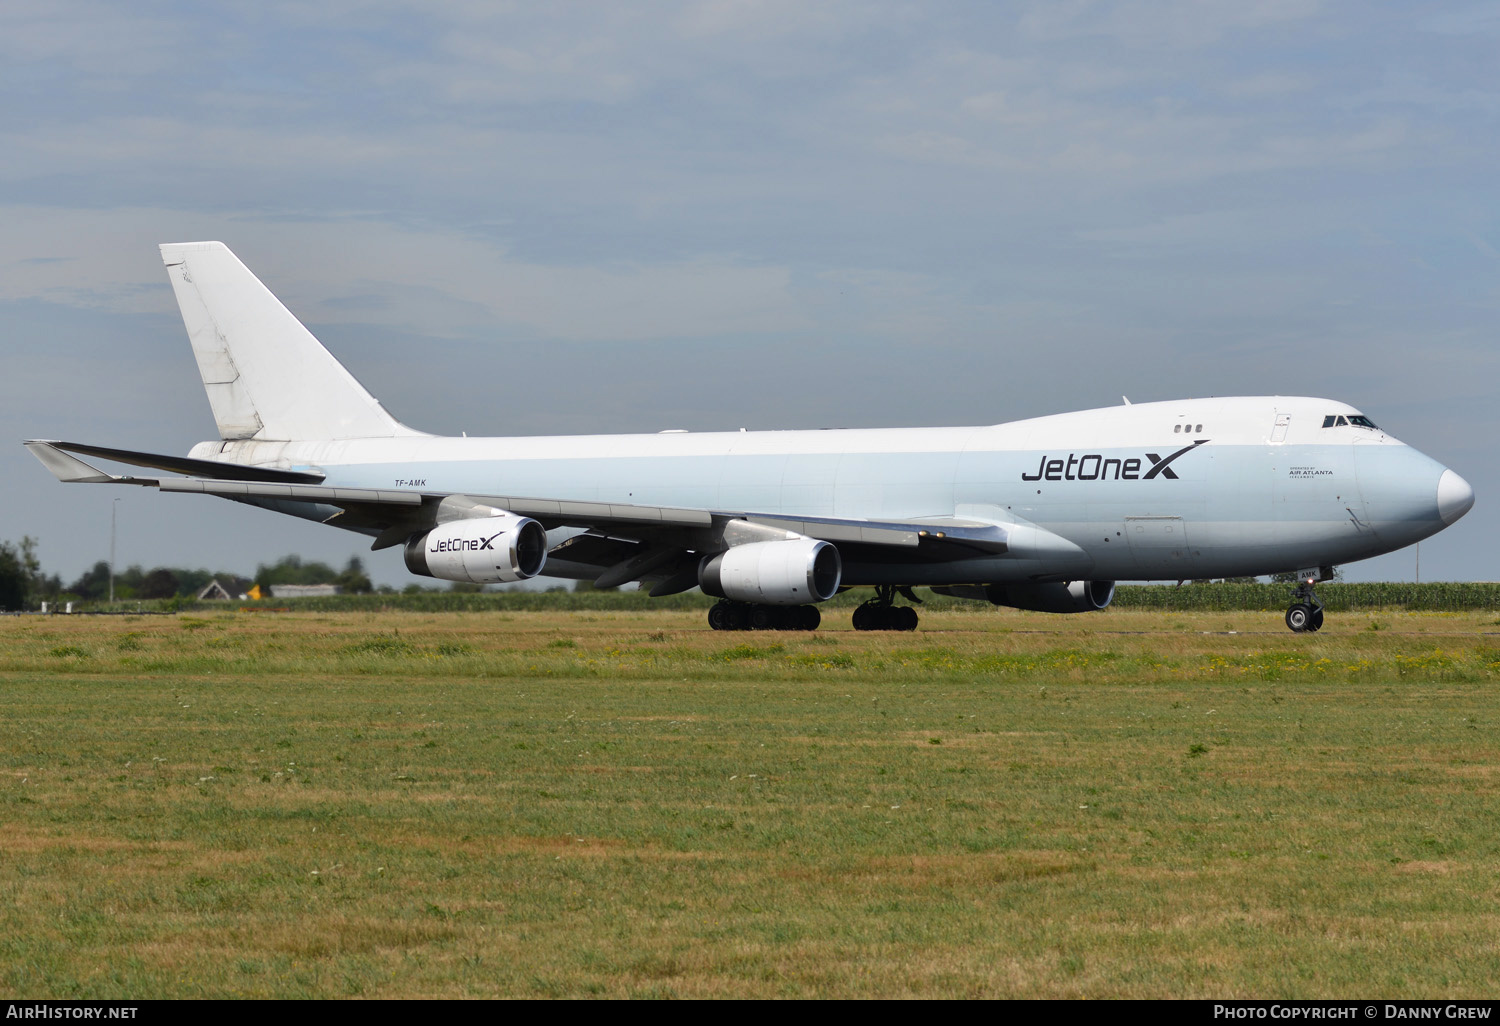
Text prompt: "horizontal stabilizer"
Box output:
[[24, 441, 124, 484], [35, 440, 325, 483]]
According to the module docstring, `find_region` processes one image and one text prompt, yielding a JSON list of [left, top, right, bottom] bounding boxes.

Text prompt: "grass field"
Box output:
[[71, 579, 1500, 615], [2, 605, 1498, 998]]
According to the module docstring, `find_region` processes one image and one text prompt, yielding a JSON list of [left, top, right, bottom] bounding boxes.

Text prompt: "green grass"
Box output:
[[59, 579, 1500, 614], [2, 607, 1498, 997]]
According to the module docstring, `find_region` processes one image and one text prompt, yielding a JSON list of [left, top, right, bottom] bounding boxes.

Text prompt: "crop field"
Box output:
[[2, 605, 1499, 998]]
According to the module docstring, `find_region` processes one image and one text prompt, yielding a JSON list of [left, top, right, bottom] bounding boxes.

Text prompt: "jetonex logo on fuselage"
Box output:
[[1020, 440, 1208, 482]]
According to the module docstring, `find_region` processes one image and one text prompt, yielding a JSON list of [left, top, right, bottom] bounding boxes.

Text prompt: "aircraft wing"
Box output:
[[25, 441, 1008, 588]]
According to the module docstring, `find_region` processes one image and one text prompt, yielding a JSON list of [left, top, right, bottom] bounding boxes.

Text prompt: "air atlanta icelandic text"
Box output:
[[1021, 440, 1209, 483]]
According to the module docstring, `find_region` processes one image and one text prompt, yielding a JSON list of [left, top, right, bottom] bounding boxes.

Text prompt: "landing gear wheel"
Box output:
[[708, 601, 730, 631], [712, 601, 821, 631], [1285, 603, 1312, 633], [708, 600, 748, 631], [1284, 572, 1329, 633], [853, 586, 921, 631], [786, 606, 822, 630]]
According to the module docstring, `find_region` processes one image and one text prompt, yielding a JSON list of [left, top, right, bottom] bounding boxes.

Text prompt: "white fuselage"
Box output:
[[190, 395, 1468, 585]]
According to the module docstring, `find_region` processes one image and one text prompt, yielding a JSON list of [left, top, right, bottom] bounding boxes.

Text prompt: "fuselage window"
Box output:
[[1195, 424, 1203, 432], [1174, 424, 1181, 433]]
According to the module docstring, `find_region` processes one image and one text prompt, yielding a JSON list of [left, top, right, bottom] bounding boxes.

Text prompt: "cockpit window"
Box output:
[[1323, 413, 1381, 430]]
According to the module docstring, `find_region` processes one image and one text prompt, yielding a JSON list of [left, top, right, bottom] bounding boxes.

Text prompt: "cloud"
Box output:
[[0, 205, 811, 341], [1417, 3, 1500, 36], [1017, 0, 1324, 49], [0, 1, 186, 75], [1222, 71, 1315, 97]]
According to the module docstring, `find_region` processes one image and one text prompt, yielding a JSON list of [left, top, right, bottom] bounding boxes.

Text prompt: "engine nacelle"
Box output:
[[698, 538, 842, 605], [982, 580, 1115, 613], [936, 580, 1115, 613], [404, 512, 548, 584]]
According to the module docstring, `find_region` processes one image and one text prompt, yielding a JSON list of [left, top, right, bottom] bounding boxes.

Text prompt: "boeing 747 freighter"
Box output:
[[27, 242, 1474, 632]]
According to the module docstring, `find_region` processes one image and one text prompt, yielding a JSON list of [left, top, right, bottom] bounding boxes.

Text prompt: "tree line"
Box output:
[[0, 539, 375, 610]]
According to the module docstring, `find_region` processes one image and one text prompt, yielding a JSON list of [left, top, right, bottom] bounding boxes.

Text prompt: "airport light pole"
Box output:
[[109, 498, 119, 604]]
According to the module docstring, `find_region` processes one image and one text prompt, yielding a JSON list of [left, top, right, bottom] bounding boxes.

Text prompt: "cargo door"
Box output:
[[1124, 515, 1196, 576]]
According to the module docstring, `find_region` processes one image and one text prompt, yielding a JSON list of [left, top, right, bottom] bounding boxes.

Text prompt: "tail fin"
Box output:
[[160, 241, 424, 441]]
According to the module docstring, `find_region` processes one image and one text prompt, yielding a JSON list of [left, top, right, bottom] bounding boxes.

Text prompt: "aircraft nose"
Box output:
[[1437, 469, 1475, 526]]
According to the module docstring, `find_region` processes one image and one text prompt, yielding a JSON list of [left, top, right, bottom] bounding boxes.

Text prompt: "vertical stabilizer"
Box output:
[[159, 241, 423, 441]]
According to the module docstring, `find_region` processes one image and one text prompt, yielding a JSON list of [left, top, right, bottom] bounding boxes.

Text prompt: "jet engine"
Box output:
[[985, 580, 1115, 613], [404, 512, 548, 584], [935, 580, 1115, 613], [698, 538, 842, 605]]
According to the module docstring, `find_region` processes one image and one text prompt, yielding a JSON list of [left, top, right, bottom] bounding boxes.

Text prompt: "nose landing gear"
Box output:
[[1284, 571, 1327, 633]]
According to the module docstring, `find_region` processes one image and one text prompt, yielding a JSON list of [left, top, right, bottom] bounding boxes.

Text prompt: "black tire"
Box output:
[[1285, 603, 1312, 632], [897, 606, 919, 631], [708, 602, 734, 631], [852, 604, 872, 631], [710, 601, 749, 631], [750, 605, 775, 630], [800, 606, 821, 631]]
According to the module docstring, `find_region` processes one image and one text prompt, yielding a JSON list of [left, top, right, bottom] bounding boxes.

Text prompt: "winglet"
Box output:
[[24, 441, 139, 484]]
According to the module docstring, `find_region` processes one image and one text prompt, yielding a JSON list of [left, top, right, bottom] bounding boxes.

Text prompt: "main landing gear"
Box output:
[[1285, 575, 1326, 633], [705, 586, 925, 632], [707, 600, 821, 632], [852, 585, 920, 632]]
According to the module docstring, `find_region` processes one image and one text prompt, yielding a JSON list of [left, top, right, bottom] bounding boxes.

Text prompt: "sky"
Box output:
[[1, 0, 1494, 589]]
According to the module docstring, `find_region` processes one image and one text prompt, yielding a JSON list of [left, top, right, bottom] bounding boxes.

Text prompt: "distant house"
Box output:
[[196, 579, 234, 601], [267, 584, 342, 598]]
